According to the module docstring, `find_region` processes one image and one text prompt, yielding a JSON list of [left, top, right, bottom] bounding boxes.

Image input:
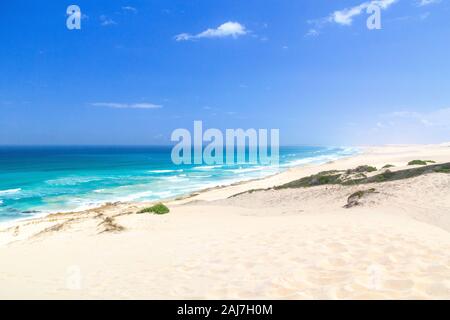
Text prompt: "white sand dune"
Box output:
[[0, 144, 450, 299]]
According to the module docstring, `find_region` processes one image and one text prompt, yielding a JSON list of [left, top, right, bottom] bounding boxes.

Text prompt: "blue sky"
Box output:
[[0, 0, 449, 146]]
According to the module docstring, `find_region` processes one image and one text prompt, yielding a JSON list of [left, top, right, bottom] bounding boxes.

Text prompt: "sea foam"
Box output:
[[0, 188, 21, 196]]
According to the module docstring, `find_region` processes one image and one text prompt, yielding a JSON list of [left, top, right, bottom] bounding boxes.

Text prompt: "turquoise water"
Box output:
[[0, 146, 357, 222]]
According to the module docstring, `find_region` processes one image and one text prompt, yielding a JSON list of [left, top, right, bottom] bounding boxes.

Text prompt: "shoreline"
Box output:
[[0, 147, 361, 229], [1, 143, 448, 232]]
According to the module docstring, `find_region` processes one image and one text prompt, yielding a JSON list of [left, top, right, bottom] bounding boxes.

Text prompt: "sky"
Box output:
[[0, 0, 449, 146]]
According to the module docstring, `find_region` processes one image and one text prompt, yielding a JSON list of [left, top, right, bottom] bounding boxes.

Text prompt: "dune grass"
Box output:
[[138, 203, 170, 215]]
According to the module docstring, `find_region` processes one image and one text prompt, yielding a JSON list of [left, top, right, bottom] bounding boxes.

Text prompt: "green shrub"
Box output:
[[344, 188, 377, 208], [434, 163, 450, 173], [138, 203, 170, 215], [382, 164, 395, 169], [365, 166, 377, 172], [408, 160, 428, 166], [356, 170, 392, 183], [276, 171, 343, 189], [346, 165, 377, 174]]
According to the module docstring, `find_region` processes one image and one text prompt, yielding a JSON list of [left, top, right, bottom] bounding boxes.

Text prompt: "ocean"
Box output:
[[0, 146, 357, 222]]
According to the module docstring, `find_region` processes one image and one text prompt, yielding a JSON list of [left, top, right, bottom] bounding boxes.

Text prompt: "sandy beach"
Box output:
[[1, 143, 450, 299]]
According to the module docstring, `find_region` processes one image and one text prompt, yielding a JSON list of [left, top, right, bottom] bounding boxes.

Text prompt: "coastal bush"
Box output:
[[434, 163, 450, 173], [138, 203, 170, 215], [408, 160, 428, 166], [346, 165, 377, 174], [276, 171, 343, 189], [344, 188, 377, 208], [369, 170, 395, 183], [382, 164, 395, 169]]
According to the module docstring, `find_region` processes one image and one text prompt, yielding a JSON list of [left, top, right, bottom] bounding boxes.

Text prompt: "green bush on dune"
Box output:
[[408, 160, 435, 166], [138, 203, 170, 215], [275, 171, 343, 189], [344, 188, 377, 208], [435, 166, 450, 173], [346, 165, 377, 174], [369, 169, 395, 183]]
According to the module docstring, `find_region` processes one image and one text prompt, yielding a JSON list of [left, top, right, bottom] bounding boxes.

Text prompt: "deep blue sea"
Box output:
[[0, 146, 357, 222]]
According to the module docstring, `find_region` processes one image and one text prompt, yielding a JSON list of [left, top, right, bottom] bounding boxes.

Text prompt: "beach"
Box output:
[[1, 143, 450, 299]]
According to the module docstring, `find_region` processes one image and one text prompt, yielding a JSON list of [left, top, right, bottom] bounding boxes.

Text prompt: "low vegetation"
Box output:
[[230, 188, 265, 198], [346, 165, 377, 174], [138, 203, 170, 215], [275, 165, 378, 189], [348, 188, 377, 199], [276, 162, 450, 190], [98, 216, 125, 234], [275, 171, 343, 189], [382, 164, 395, 169], [229, 162, 450, 199], [408, 160, 435, 166], [344, 188, 377, 208]]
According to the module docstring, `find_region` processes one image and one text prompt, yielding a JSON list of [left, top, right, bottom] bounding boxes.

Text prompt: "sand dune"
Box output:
[[1, 144, 450, 299]]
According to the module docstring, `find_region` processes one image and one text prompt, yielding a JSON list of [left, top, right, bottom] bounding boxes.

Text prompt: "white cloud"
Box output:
[[417, 0, 441, 6], [122, 6, 138, 13], [100, 15, 116, 26], [332, 3, 368, 26], [91, 102, 162, 109], [305, 29, 320, 37], [175, 21, 248, 41]]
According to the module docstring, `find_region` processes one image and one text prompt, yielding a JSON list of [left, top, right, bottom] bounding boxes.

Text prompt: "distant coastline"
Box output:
[[0, 146, 358, 223]]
